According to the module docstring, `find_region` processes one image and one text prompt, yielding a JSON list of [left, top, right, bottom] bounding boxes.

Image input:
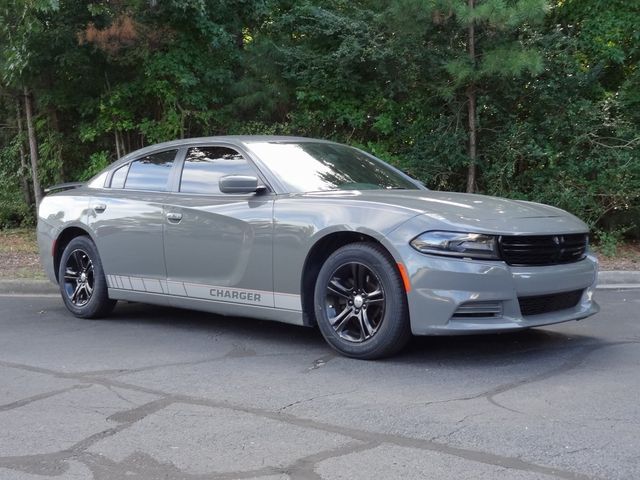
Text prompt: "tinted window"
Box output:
[[124, 150, 177, 191], [180, 147, 258, 194], [110, 164, 129, 189]]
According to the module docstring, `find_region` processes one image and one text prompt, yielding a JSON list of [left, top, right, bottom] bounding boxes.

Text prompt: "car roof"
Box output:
[[116, 135, 336, 162]]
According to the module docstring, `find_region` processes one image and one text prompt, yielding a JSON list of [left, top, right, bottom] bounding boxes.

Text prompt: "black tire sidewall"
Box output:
[[314, 243, 410, 359], [58, 236, 113, 318]]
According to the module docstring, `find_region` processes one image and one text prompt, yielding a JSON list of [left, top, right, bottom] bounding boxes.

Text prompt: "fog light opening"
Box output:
[[452, 301, 503, 319]]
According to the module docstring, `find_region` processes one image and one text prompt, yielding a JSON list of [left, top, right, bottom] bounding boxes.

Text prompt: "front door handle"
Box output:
[[166, 212, 183, 222], [93, 203, 107, 213]]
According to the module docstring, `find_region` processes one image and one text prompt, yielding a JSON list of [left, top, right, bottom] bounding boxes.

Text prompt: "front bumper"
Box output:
[[400, 249, 599, 335]]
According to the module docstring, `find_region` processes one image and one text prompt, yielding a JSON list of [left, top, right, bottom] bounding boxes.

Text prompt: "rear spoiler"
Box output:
[[44, 182, 84, 193]]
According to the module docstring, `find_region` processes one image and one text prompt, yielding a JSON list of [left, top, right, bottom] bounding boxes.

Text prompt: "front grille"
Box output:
[[518, 289, 583, 316], [499, 233, 588, 266]]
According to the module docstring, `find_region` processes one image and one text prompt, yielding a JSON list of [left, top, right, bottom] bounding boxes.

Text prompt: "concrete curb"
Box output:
[[0, 279, 58, 295], [597, 270, 640, 286], [0, 271, 639, 295]]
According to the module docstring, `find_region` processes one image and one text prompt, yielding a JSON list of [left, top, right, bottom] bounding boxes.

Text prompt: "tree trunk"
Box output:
[[118, 129, 126, 156], [15, 97, 33, 207], [466, 84, 477, 193], [466, 0, 477, 194], [114, 130, 122, 159], [23, 87, 42, 209]]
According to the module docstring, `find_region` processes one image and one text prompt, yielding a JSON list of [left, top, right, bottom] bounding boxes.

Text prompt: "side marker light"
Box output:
[[397, 263, 411, 293]]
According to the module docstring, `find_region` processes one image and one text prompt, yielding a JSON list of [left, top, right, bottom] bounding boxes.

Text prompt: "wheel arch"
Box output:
[[53, 225, 95, 282], [300, 229, 403, 327]]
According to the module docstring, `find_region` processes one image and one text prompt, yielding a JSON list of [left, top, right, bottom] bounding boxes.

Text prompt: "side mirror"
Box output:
[[219, 175, 263, 194]]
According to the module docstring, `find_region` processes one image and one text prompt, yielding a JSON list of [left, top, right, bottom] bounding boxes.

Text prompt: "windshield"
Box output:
[[246, 142, 419, 193]]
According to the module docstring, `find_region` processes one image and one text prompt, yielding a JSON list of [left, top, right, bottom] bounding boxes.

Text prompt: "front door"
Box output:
[[162, 145, 275, 308]]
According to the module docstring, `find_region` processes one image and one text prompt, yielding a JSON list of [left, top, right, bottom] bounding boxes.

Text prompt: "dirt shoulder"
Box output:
[[597, 241, 640, 271], [0, 229, 638, 280], [0, 229, 45, 279]]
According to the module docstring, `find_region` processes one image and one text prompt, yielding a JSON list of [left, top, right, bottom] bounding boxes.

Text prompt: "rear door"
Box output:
[[162, 145, 275, 308], [89, 149, 178, 297]]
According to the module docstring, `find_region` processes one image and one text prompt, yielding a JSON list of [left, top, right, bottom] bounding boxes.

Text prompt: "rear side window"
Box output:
[[124, 150, 177, 191], [110, 164, 129, 189], [179, 146, 258, 194]]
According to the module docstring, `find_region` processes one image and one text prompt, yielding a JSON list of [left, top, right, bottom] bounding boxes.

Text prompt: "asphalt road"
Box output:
[[0, 289, 638, 480]]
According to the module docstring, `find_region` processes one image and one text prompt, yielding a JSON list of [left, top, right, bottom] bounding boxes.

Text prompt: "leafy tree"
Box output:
[[421, 0, 547, 192], [0, 0, 61, 208], [0, 0, 637, 242]]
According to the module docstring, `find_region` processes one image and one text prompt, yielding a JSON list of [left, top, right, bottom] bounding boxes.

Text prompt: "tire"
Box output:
[[58, 236, 116, 318], [314, 242, 411, 359]]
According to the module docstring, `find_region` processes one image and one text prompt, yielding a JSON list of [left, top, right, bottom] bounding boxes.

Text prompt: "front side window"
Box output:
[[180, 146, 258, 194], [246, 142, 419, 193], [124, 150, 177, 191]]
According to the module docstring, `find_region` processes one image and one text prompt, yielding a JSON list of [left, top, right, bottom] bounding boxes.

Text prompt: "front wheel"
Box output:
[[314, 242, 411, 359], [58, 236, 116, 318]]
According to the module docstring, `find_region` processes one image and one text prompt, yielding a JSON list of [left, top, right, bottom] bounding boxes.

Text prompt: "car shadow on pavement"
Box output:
[[104, 301, 606, 368], [399, 328, 607, 367], [106, 300, 322, 342]]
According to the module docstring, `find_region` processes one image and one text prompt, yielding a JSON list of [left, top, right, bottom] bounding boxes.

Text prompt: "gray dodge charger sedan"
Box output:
[[37, 136, 599, 359]]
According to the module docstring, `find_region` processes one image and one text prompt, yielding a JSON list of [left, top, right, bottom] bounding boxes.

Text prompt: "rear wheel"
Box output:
[[314, 242, 411, 359], [58, 236, 116, 318]]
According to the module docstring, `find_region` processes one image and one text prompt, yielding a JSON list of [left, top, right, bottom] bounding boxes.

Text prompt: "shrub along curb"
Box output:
[[0, 272, 639, 296]]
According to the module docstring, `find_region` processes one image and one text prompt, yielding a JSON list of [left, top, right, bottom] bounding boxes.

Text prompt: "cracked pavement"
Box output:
[[0, 289, 638, 479]]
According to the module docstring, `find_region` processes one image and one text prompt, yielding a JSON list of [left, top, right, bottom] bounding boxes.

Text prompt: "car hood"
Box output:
[[300, 189, 588, 234]]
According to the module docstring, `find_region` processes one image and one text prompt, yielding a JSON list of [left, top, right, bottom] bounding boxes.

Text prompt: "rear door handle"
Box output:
[[166, 212, 183, 222], [93, 203, 107, 213]]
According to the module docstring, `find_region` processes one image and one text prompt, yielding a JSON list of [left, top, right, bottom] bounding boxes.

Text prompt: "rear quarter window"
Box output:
[[110, 164, 129, 189]]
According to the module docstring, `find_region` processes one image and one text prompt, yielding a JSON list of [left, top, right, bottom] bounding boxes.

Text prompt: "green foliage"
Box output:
[[0, 0, 637, 238], [0, 126, 32, 228], [78, 151, 110, 181], [480, 47, 544, 76], [594, 228, 628, 258], [36, 119, 64, 187], [0, 196, 34, 229], [0, 0, 60, 86], [450, 0, 547, 26], [561, 0, 639, 65], [439, 0, 548, 84]]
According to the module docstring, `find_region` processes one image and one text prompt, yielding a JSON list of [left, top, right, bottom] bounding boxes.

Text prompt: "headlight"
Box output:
[[410, 231, 499, 260]]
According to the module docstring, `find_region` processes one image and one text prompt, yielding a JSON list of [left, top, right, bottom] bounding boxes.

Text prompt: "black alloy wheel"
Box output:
[[63, 249, 94, 307], [58, 236, 116, 318], [314, 242, 411, 359], [324, 262, 385, 343]]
